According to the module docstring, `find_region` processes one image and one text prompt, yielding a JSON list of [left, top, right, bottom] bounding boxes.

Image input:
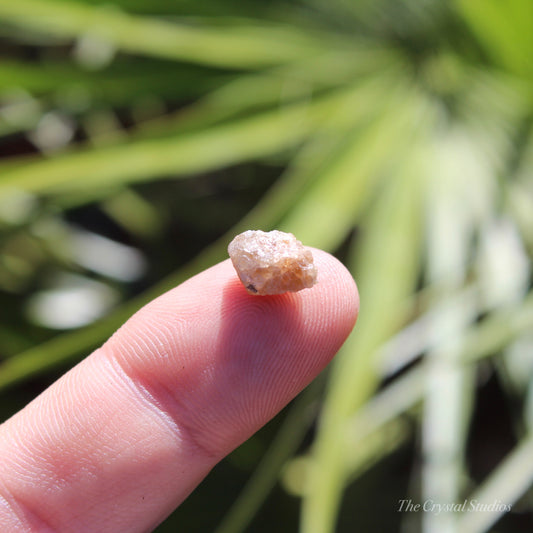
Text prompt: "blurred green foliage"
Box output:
[[1, 0, 533, 531]]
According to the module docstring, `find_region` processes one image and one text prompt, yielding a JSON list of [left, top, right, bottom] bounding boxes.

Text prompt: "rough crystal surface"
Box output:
[[228, 230, 317, 295]]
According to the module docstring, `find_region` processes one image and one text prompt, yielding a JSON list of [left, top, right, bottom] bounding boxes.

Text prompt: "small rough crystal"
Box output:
[[228, 230, 317, 295]]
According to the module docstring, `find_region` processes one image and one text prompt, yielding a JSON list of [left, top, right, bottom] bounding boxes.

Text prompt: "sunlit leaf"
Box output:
[[0, 0, 328, 68]]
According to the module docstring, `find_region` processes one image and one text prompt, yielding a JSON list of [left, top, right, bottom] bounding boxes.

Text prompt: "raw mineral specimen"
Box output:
[[228, 230, 317, 295]]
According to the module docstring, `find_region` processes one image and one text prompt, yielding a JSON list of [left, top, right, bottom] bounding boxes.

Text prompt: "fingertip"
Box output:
[[105, 249, 358, 452], [309, 248, 360, 334]]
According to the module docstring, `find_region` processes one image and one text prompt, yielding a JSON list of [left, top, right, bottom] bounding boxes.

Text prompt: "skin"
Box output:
[[0, 249, 359, 532]]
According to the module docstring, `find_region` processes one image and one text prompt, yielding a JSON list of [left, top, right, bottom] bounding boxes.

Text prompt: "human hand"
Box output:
[[0, 250, 358, 532]]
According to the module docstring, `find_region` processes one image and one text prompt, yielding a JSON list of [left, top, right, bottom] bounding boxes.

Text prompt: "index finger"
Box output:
[[0, 249, 358, 533]]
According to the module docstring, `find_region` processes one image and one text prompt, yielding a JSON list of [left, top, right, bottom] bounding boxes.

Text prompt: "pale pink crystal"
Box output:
[[228, 230, 317, 295]]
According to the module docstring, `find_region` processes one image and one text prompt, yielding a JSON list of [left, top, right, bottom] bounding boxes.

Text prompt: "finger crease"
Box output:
[[106, 352, 221, 463]]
